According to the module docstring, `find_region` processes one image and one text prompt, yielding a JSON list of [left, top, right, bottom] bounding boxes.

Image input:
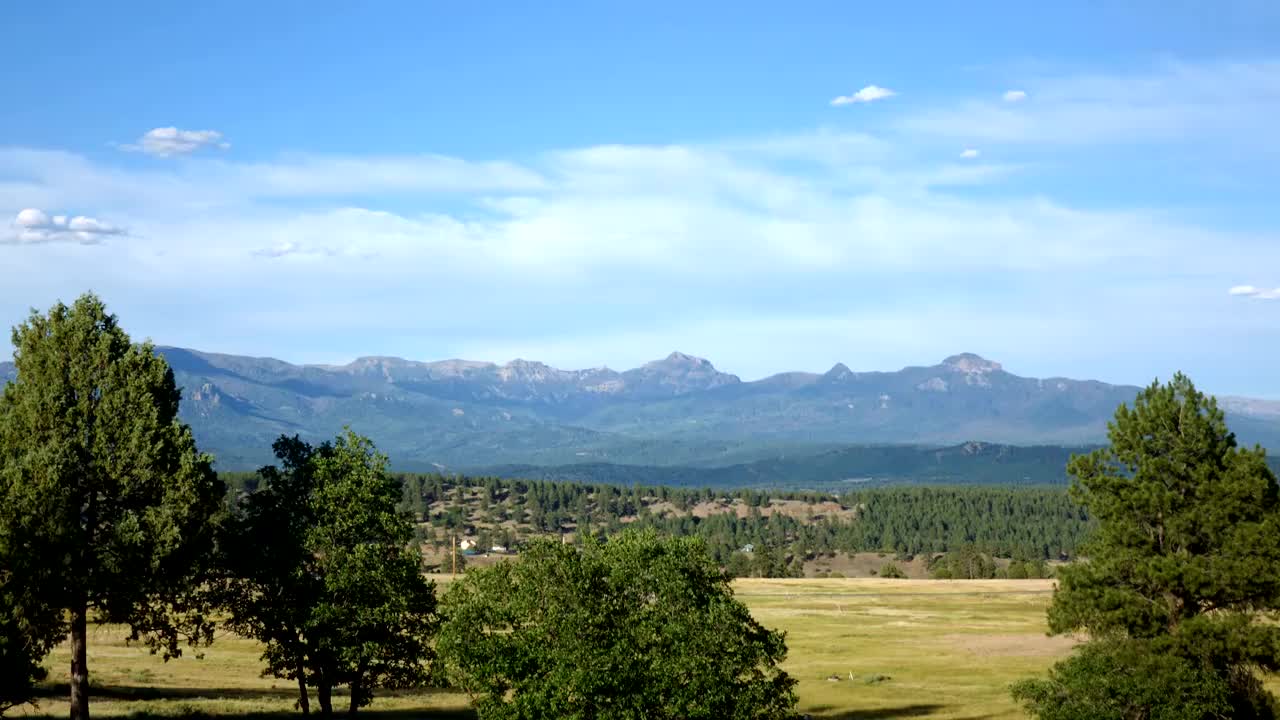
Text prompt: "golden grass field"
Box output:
[[20, 579, 1072, 720]]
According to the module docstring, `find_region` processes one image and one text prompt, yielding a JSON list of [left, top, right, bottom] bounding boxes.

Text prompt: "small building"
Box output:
[[490, 545, 508, 554], [458, 538, 477, 551]]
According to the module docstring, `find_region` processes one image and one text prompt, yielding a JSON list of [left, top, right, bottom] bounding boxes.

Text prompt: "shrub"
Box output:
[[878, 563, 906, 579]]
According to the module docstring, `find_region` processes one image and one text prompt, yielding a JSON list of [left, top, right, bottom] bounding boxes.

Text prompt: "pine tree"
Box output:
[[1017, 373, 1280, 718]]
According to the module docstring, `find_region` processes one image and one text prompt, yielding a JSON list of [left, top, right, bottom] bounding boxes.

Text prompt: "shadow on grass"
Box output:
[[27, 684, 476, 719], [22, 712, 477, 720], [24, 692, 993, 720], [34, 683, 301, 701], [807, 703, 993, 719]]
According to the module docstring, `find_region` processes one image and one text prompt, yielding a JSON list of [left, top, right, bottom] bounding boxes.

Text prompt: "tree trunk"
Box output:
[[296, 670, 310, 715], [348, 679, 361, 717], [317, 682, 333, 719], [69, 599, 90, 720]]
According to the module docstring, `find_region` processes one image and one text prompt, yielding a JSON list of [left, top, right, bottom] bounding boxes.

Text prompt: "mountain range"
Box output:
[[4, 349, 1277, 480]]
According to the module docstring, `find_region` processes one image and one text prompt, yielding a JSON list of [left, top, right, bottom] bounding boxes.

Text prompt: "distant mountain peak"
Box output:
[[941, 353, 1002, 374], [350, 355, 413, 368], [627, 352, 739, 395], [651, 351, 712, 368], [505, 358, 551, 370], [823, 363, 854, 381]]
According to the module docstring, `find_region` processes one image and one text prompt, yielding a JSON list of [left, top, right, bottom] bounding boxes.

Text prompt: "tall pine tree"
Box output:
[[1015, 373, 1280, 718]]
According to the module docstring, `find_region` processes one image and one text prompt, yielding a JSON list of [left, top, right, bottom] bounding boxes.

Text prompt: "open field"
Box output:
[[23, 579, 1073, 719]]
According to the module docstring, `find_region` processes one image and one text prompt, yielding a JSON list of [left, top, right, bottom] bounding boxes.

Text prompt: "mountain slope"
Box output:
[[483, 442, 1100, 489], [3, 349, 1278, 471]]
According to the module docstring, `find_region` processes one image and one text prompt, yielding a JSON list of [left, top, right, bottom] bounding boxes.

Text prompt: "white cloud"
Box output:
[[4, 57, 1280, 390], [4, 208, 124, 245], [959, 148, 981, 159], [119, 127, 230, 157], [1003, 90, 1028, 102], [1230, 285, 1280, 300], [831, 85, 896, 106], [0, 148, 546, 217], [4, 128, 1271, 276]]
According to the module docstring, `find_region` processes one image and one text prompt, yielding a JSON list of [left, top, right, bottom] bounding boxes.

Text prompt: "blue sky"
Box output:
[[3, 2, 1279, 396]]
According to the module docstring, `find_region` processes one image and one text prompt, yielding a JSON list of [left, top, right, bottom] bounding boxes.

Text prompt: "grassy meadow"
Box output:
[[18, 579, 1079, 720]]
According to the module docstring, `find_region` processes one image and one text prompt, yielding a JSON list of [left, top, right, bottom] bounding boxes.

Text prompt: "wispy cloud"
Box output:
[[1230, 285, 1280, 300], [3, 208, 124, 245], [1003, 90, 1028, 102], [959, 148, 981, 159], [3, 57, 1279, 388], [901, 61, 1280, 146], [831, 85, 896, 106], [119, 127, 230, 157]]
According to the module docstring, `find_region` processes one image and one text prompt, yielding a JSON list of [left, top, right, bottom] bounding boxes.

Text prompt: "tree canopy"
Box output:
[[221, 430, 439, 717], [438, 528, 798, 720], [1016, 373, 1280, 718], [0, 293, 224, 720]]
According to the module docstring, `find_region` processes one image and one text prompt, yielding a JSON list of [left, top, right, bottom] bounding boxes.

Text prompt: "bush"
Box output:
[[878, 563, 905, 579]]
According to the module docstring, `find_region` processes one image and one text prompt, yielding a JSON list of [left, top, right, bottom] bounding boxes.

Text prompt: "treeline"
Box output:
[[223, 471, 1093, 568], [478, 441, 1090, 489]]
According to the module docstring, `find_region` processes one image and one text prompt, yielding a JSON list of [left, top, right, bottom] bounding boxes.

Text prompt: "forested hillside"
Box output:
[[224, 472, 1093, 571], [482, 441, 1096, 488]]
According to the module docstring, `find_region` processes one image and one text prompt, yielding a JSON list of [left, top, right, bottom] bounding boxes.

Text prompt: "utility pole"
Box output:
[[451, 531, 457, 575]]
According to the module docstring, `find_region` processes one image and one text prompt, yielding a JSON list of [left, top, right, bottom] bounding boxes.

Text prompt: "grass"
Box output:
[[19, 579, 1074, 719], [737, 578, 1066, 719]]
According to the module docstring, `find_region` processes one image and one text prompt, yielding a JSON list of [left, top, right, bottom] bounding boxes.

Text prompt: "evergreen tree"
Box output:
[[0, 294, 224, 720], [1017, 374, 1280, 718]]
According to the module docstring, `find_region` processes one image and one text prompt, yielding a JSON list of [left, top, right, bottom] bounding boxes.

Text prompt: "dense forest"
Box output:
[[224, 471, 1091, 570]]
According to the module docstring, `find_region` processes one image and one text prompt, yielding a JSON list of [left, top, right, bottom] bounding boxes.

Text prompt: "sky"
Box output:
[[2, 2, 1279, 396]]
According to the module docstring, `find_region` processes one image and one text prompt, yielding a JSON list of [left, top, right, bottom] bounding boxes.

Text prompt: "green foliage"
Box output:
[[877, 562, 905, 579], [1005, 558, 1051, 580], [221, 430, 439, 717], [308, 432, 440, 709], [1019, 374, 1280, 718], [0, 294, 224, 718], [219, 436, 322, 710], [374, 472, 1092, 567], [438, 529, 798, 720], [1010, 639, 1238, 720], [0, 581, 54, 714], [928, 546, 997, 579]]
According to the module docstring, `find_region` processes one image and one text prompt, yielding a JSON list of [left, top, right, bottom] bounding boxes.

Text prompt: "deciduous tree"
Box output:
[[222, 431, 439, 717], [438, 528, 798, 720]]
